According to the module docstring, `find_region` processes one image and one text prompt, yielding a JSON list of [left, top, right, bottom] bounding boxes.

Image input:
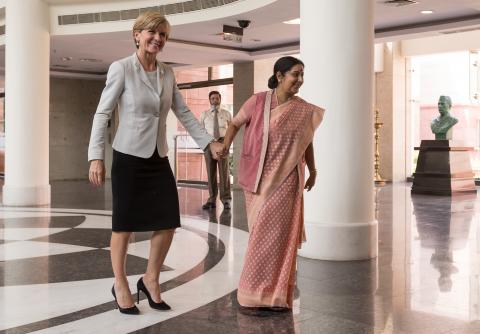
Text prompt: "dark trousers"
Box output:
[[204, 139, 231, 203]]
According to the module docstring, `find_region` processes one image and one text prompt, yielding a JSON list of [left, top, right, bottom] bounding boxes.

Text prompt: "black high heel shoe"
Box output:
[[111, 285, 140, 315], [137, 277, 171, 311]]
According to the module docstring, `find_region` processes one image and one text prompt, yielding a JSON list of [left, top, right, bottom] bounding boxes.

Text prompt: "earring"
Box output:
[[136, 41, 139, 47]]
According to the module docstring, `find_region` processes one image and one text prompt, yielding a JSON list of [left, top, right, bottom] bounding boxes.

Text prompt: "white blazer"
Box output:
[[88, 53, 213, 161]]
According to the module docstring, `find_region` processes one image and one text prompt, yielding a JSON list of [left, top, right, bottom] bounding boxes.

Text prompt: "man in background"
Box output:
[[200, 91, 232, 210]]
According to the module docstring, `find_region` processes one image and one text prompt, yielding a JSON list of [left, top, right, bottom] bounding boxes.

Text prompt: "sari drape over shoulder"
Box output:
[[232, 90, 324, 308]]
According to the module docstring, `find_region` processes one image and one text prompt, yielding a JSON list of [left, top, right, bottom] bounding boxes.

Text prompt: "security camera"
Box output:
[[237, 20, 251, 28]]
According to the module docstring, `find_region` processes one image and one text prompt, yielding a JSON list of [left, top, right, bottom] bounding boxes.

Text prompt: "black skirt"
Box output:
[[111, 149, 181, 232]]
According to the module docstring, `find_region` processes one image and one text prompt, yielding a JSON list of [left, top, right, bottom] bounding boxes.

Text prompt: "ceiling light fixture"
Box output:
[[223, 25, 243, 43], [283, 18, 300, 25], [420, 10, 434, 14]]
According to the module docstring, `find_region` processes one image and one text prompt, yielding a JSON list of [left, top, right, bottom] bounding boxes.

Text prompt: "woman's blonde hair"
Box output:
[[132, 11, 171, 48]]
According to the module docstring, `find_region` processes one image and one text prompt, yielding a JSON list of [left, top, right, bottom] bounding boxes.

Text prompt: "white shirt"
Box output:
[[199, 106, 232, 138]]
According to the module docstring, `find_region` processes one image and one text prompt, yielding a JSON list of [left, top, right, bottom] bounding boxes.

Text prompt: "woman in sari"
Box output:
[[221, 56, 325, 310]]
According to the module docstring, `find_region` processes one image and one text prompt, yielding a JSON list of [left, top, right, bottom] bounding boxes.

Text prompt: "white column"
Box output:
[[299, 0, 377, 260], [3, 0, 51, 206]]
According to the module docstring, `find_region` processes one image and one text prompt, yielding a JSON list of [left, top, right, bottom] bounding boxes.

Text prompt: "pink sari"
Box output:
[[233, 92, 324, 308]]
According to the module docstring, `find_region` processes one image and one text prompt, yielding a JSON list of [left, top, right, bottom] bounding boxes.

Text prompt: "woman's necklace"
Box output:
[[274, 89, 292, 105]]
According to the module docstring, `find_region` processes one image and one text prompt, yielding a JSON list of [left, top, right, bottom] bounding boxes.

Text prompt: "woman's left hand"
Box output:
[[304, 173, 316, 192], [210, 141, 225, 160]]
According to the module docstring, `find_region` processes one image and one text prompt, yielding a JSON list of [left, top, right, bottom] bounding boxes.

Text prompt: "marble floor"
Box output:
[[1, 181, 480, 333]]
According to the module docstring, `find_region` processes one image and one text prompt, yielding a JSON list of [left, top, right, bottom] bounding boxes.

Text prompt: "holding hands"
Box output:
[[209, 141, 228, 160]]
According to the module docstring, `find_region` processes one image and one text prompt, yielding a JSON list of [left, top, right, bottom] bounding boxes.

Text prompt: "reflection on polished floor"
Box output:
[[1, 181, 480, 333]]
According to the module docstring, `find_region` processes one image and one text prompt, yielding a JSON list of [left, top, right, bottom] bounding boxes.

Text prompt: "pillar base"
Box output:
[[2, 184, 51, 206], [299, 220, 378, 260]]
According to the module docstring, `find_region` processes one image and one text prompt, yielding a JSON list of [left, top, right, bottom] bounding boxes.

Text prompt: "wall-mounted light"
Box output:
[[283, 18, 300, 25], [420, 10, 434, 14], [79, 58, 102, 63]]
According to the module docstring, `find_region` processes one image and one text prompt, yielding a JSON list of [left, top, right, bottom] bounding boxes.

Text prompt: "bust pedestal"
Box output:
[[412, 140, 476, 195]]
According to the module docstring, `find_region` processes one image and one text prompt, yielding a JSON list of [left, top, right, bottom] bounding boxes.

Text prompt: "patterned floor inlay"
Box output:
[[0, 208, 249, 333]]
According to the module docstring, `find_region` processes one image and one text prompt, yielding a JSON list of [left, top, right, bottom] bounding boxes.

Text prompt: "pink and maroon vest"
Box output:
[[238, 91, 272, 193]]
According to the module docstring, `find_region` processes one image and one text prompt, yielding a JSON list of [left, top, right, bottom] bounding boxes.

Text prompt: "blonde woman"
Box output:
[[88, 12, 222, 314]]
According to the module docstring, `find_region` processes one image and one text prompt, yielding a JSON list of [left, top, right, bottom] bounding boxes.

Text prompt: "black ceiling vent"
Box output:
[[383, 0, 418, 7]]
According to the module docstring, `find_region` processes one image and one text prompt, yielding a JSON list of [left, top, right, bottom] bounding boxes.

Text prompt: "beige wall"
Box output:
[[392, 44, 408, 181], [375, 43, 394, 181], [254, 57, 278, 93], [49, 77, 107, 181], [375, 42, 408, 182], [232, 61, 254, 188]]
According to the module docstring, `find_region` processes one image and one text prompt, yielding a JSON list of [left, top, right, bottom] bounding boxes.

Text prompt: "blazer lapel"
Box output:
[[156, 62, 164, 98]]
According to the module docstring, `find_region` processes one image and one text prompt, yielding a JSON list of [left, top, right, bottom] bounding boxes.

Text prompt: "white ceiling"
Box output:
[[375, 0, 480, 29], [6, 0, 480, 77]]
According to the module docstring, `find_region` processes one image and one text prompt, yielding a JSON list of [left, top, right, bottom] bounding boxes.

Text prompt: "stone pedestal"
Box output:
[[412, 140, 476, 196]]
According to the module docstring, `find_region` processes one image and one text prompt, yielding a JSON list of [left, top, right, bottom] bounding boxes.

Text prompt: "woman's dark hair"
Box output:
[[267, 56, 304, 89]]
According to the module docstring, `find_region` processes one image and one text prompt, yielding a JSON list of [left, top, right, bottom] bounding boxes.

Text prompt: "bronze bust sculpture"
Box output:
[[430, 95, 458, 140]]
